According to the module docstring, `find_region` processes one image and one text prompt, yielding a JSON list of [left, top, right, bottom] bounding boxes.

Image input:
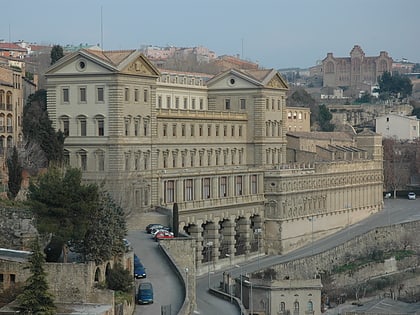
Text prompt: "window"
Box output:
[[231, 125, 235, 137], [239, 126, 243, 137], [225, 99, 231, 110], [134, 89, 139, 102], [199, 125, 203, 136], [79, 87, 87, 102], [207, 125, 211, 136], [307, 301, 313, 312], [251, 175, 257, 194], [10, 274, 15, 283], [96, 150, 105, 171], [184, 179, 194, 201], [236, 176, 243, 195], [125, 153, 131, 170], [125, 119, 130, 136], [134, 119, 139, 136], [97, 119, 104, 136], [172, 124, 177, 136], [125, 88, 129, 102], [134, 153, 139, 170], [0, 274, 3, 283], [97, 87, 104, 102], [202, 178, 211, 199], [143, 89, 148, 102], [190, 124, 195, 137], [199, 98, 204, 109], [63, 88, 69, 103], [294, 301, 299, 312], [240, 99, 246, 110], [280, 302, 286, 311], [163, 124, 168, 137], [80, 119, 87, 136], [216, 125, 220, 136], [167, 96, 171, 108], [158, 96, 162, 108], [183, 97, 188, 109], [192, 98, 196, 109], [79, 151, 87, 171], [63, 119, 69, 137], [175, 97, 179, 108], [219, 176, 227, 197], [63, 150, 70, 165], [223, 125, 227, 137], [165, 180, 175, 203], [181, 124, 186, 136]]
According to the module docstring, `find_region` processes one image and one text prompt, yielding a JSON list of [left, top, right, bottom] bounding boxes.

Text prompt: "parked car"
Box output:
[[146, 224, 165, 233], [408, 192, 416, 200], [154, 231, 174, 241], [150, 226, 171, 236], [134, 254, 141, 265], [134, 260, 146, 279], [137, 282, 154, 304]]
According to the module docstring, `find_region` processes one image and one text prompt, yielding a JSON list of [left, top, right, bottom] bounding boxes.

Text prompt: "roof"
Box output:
[[0, 248, 31, 262], [348, 298, 420, 314], [83, 49, 137, 67], [0, 43, 26, 52], [287, 131, 354, 141]]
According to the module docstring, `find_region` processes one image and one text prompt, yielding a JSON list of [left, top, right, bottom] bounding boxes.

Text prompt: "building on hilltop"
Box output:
[[376, 113, 420, 141], [322, 45, 393, 97], [45, 49, 383, 273]]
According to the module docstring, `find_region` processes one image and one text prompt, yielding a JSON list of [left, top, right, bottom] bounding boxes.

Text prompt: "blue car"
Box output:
[[137, 282, 153, 304], [134, 255, 146, 279]]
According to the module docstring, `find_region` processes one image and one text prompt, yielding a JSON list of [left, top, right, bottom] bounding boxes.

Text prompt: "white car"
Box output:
[[408, 192, 416, 200]]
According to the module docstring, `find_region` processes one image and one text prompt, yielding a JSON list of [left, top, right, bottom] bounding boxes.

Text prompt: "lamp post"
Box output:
[[207, 241, 213, 289], [226, 254, 233, 302], [254, 228, 262, 269], [235, 264, 243, 306]]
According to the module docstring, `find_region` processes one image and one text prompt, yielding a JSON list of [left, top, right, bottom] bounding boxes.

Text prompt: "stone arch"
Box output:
[[325, 61, 334, 73], [94, 267, 101, 282]]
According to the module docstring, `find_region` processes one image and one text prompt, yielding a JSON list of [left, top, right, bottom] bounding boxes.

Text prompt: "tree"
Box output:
[[50, 45, 64, 65], [80, 190, 127, 264], [106, 263, 133, 292], [23, 89, 64, 166], [318, 104, 335, 131], [16, 239, 56, 315], [7, 146, 22, 199], [377, 71, 413, 100], [29, 168, 99, 262], [287, 88, 318, 128]]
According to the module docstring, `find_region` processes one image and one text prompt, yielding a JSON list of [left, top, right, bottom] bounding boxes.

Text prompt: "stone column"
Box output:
[[205, 222, 220, 264], [237, 217, 251, 255], [189, 224, 203, 267], [222, 220, 236, 258]]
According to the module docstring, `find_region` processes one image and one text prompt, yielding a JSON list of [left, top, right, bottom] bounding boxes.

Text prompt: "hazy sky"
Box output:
[[2, 0, 419, 69]]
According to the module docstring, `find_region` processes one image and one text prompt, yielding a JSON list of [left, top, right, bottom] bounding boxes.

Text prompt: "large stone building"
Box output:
[[45, 49, 383, 273], [322, 45, 393, 95]]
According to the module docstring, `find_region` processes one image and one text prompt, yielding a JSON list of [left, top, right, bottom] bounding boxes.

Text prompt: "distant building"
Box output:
[[285, 106, 311, 132], [322, 45, 393, 95], [375, 113, 420, 140]]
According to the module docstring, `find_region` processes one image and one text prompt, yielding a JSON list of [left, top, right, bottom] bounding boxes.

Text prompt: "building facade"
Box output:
[[46, 49, 383, 272], [322, 45, 393, 93], [376, 113, 420, 141]]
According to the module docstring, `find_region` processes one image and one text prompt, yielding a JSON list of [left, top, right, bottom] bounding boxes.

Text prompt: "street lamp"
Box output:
[[206, 241, 213, 289], [254, 228, 262, 269], [235, 264, 244, 307], [225, 254, 233, 302]]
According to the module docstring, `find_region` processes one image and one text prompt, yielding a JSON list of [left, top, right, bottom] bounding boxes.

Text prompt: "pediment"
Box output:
[[207, 69, 262, 90], [265, 74, 288, 89], [120, 55, 159, 77]]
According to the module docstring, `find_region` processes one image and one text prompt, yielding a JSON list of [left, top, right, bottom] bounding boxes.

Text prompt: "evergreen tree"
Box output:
[[318, 104, 335, 131], [23, 90, 64, 166], [16, 239, 56, 315], [81, 191, 127, 264], [50, 45, 64, 65], [377, 71, 413, 100], [29, 168, 99, 262], [7, 146, 22, 199]]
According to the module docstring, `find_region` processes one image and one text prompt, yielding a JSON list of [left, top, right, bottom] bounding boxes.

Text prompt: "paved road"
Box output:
[[196, 198, 420, 315], [127, 230, 184, 315]]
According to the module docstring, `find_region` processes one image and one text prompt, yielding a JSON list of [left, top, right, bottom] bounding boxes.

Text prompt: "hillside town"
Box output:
[[0, 39, 420, 315]]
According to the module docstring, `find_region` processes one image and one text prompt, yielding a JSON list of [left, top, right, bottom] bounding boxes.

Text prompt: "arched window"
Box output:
[[307, 301, 313, 311], [325, 61, 334, 73]]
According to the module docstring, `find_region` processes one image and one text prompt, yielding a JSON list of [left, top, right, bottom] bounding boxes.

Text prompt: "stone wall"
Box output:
[[0, 207, 37, 250], [270, 220, 420, 280], [159, 237, 197, 315]]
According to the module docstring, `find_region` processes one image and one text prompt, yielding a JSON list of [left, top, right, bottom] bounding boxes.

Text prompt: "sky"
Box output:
[[2, 0, 419, 69]]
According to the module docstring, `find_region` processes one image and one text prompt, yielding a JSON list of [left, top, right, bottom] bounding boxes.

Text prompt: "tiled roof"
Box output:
[[0, 43, 26, 51], [241, 69, 273, 82], [84, 49, 136, 67]]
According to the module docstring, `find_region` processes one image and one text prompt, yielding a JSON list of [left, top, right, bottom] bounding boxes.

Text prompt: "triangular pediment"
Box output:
[[265, 73, 288, 89], [120, 54, 160, 77], [207, 69, 263, 89]]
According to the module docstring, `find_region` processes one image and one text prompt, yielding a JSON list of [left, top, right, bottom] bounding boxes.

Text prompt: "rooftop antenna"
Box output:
[[100, 6, 104, 50], [241, 38, 244, 59]]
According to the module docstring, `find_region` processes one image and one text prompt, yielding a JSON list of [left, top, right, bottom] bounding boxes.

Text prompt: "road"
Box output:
[[196, 198, 420, 315], [127, 229, 184, 315]]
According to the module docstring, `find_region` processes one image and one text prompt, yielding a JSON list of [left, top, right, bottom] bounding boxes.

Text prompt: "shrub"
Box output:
[[106, 264, 133, 293]]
